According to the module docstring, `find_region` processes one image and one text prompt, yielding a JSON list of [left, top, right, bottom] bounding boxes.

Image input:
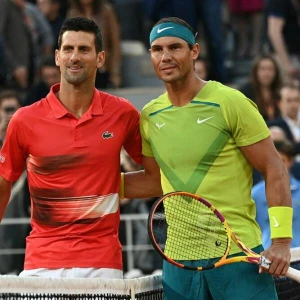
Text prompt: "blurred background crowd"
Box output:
[[1, 0, 300, 281]]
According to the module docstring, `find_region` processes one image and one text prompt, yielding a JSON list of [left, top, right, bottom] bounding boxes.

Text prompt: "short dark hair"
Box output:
[[0, 89, 22, 107], [274, 140, 296, 157], [58, 17, 103, 53], [154, 17, 196, 49]]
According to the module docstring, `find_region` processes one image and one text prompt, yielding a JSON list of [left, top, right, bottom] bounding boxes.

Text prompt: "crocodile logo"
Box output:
[[102, 131, 114, 139]]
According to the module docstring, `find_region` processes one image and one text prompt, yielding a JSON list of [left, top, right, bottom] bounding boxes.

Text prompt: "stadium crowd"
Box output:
[[0, 0, 300, 290]]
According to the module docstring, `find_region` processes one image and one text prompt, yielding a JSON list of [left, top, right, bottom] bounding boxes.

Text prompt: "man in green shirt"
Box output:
[[124, 17, 292, 300]]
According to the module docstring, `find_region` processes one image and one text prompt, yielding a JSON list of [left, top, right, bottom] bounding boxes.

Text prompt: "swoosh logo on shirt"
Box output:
[[197, 116, 214, 124], [157, 27, 174, 33]]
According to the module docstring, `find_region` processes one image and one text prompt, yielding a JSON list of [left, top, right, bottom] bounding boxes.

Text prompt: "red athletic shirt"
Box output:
[[0, 84, 142, 270]]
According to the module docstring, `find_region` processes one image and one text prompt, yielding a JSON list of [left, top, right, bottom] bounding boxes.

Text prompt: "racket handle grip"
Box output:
[[260, 256, 300, 283], [286, 267, 300, 283]]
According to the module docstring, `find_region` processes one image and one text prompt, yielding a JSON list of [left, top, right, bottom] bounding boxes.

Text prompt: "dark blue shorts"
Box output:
[[162, 246, 278, 300]]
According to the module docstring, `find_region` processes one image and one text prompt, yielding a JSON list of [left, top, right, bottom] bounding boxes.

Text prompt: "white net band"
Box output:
[[0, 275, 163, 297]]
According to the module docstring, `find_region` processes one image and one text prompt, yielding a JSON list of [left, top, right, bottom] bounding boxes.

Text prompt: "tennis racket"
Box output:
[[148, 191, 300, 283]]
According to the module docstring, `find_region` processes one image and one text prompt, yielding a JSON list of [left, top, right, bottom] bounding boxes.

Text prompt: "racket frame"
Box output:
[[148, 191, 300, 283], [148, 191, 261, 271]]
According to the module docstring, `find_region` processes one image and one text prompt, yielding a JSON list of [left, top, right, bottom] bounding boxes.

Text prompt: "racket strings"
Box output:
[[151, 194, 229, 267]]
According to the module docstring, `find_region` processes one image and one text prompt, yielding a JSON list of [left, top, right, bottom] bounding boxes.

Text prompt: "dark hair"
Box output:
[[58, 17, 103, 52], [154, 17, 196, 49], [251, 54, 282, 119], [0, 90, 22, 107], [273, 140, 296, 157]]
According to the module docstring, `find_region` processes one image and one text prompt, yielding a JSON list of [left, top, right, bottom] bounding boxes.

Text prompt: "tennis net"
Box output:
[[275, 247, 300, 300], [0, 274, 163, 300], [0, 247, 298, 300]]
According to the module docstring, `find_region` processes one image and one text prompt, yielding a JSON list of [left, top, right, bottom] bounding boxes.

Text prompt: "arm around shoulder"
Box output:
[[124, 155, 163, 199]]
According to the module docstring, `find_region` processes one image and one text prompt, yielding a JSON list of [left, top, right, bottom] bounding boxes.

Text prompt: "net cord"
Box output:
[[0, 275, 162, 296]]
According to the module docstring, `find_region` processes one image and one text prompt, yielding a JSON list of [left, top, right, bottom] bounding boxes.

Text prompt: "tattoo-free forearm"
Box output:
[[124, 170, 163, 199], [264, 163, 291, 208]]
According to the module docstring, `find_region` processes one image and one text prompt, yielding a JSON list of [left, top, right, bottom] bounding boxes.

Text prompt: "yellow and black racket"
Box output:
[[148, 191, 300, 283]]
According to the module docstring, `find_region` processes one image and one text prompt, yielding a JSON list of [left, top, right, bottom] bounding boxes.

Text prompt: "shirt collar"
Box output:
[[46, 83, 104, 119]]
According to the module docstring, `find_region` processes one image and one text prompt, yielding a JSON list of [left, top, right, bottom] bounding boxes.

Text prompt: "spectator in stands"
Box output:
[[239, 54, 283, 121], [37, 0, 65, 50], [24, 54, 60, 106], [0, 90, 21, 147], [252, 139, 300, 248], [0, 0, 35, 90], [67, 0, 122, 89], [0, 0, 54, 91], [253, 125, 300, 184], [267, 84, 300, 155], [269, 125, 287, 141], [267, 0, 300, 84], [0, 90, 29, 276], [195, 56, 209, 80], [58, 0, 69, 18], [113, 0, 145, 42], [25, 1, 55, 71], [197, 0, 227, 83], [227, 0, 265, 58]]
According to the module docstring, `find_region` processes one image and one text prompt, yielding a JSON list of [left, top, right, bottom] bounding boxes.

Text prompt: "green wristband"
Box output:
[[268, 206, 293, 239]]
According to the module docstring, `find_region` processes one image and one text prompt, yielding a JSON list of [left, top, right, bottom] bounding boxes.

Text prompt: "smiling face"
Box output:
[[55, 30, 104, 86], [149, 36, 199, 83]]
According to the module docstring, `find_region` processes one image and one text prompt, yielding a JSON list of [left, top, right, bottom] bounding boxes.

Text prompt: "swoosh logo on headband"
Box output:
[[157, 26, 174, 33]]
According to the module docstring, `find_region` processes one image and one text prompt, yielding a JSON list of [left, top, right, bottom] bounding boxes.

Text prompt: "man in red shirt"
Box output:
[[0, 17, 142, 279]]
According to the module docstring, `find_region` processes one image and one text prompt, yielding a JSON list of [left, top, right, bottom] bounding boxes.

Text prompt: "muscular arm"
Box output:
[[0, 176, 13, 221], [124, 156, 163, 199], [241, 137, 291, 208], [240, 136, 292, 276]]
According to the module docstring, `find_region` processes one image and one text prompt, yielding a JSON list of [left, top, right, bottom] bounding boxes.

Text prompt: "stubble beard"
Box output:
[[64, 71, 86, 85]]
